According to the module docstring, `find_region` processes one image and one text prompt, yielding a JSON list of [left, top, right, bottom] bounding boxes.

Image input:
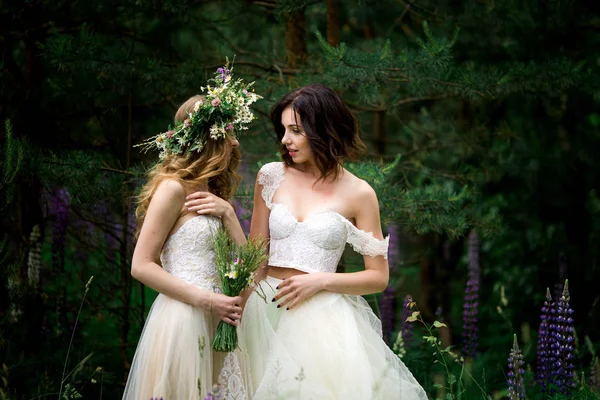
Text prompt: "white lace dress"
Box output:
[[122, 216, 249, 400], [238, 162, 428, 400]]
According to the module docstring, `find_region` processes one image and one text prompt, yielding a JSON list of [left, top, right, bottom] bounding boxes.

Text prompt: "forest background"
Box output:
[[1, 0, 599, 399]]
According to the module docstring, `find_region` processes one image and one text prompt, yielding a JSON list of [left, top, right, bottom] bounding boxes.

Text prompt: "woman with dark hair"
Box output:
[[122, 65, 260, 400], [238, 84, 427, 399]]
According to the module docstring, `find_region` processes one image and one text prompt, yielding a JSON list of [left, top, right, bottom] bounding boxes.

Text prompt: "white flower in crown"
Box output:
[[135, 58, 262, 158]]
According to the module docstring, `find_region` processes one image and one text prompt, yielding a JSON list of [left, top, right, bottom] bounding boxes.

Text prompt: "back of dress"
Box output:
[[124, 215, 249, 400], [160, 215, 222, 290]]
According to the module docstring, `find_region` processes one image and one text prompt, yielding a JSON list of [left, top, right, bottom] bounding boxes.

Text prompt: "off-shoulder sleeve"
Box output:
[[343, 219, 389, 259], [257, 162, 285, 210]]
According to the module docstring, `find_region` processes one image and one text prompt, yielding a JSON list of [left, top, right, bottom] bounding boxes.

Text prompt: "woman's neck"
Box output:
[[290, 161, 343, 183]]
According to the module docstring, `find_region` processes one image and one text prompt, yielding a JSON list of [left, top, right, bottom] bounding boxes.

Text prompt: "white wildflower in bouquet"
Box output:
[[212, 226, 268, 352]]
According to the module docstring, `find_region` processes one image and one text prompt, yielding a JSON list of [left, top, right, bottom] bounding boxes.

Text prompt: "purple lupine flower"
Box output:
[[401, 294, 414, 347], [550, 280, 575, 395], [204, 384, 223, 400], [387, 224, 400, 273], [51, 188, 70, 270], [536, 288, 554, 392], [507, 334, 526, 400], [380, 285, 395, 344], [462, 230, 480, 358], [380, 224, 399, 343]]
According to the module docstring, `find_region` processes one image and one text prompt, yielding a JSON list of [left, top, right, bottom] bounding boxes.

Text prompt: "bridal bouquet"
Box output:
[[212, 226, 268, 352]]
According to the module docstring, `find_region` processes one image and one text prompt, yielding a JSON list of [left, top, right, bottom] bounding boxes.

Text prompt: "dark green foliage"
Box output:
[[1, 0, 600, 398]]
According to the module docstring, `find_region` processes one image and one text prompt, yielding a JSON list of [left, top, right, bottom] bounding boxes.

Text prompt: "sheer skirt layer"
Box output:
[[238, 276, 428, 400], [123, 293, 249, 400]]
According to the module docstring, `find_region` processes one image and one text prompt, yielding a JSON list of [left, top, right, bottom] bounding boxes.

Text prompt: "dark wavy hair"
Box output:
[[271, 84, 366, 181]]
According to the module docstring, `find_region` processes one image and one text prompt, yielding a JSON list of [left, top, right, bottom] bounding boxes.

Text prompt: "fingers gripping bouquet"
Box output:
[[136, 58, 262, 158], [212, 226, 268, 352]]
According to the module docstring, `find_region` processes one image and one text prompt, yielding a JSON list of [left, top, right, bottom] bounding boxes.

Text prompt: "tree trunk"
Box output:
[[285, 9, 307, 69], [326, 0, 339, 47]]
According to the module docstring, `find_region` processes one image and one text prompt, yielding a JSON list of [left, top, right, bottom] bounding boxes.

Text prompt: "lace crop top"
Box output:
[[259, 162, 389, 274]]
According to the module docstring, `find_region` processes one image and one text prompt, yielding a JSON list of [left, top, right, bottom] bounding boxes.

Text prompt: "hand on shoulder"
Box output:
[[185, 191, 234, 219]]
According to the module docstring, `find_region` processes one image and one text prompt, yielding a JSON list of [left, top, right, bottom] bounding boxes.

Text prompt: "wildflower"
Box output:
[[194, 100, 202, 112], [225, 122, 234, 132], [225, 270, 238, 279], [217, 67, 230, 82], [204, 383, 223, 400], [392, 331, 406, 359], [401, 294, 414, 347], [212, 98, 222, 107], [536, 288, 553, 392], [462, 230, 480, 358], [183, 118, 192, 128], [243, 89, 249, 96], [380, 285, 395, 343], [550, 280, 575, 395], [507, 334, 526, 400], [166, 130, 174, 138]]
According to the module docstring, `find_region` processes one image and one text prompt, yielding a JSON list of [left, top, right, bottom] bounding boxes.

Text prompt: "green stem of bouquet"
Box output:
[[212, 321, 238, 352]]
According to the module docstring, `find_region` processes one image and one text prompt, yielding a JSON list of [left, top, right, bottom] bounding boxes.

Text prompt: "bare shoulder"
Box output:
[[153, 179, 186, 203], [342, 169, 378, 203]]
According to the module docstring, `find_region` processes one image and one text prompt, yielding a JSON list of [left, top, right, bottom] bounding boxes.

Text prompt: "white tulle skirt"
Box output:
[[238, 276, 428, 400], [122, 293, 249, 400]]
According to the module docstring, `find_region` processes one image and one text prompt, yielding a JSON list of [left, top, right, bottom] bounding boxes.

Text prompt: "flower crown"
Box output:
[[136, 60, 262, 159]]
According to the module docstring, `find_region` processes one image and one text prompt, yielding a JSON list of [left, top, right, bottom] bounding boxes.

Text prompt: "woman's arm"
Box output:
[[132, 180, 242, 325], [249, 171, 271, 283], [239, 171, 272, 305], [274, 181, 389, 310]]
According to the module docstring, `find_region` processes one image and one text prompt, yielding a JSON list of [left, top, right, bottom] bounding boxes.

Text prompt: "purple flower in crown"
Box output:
[[216, 67, 230, 82], [211, 98, 222, 107], [549, 280, 575, 395], [536, 288, 554, 392], [507, 334, 526, 400], [462, 230, 480, 358]]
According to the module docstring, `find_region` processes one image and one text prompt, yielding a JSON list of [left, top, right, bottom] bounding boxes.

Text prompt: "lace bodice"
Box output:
[[160, 216, 222, 290], [259, 162, 389, 274]]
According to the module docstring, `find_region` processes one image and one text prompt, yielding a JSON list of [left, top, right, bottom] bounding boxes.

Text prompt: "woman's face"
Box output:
[[280, 106, 312, 165]]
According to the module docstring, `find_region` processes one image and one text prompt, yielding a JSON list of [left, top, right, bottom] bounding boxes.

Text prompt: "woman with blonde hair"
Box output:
[[122, 65, 260, 400]]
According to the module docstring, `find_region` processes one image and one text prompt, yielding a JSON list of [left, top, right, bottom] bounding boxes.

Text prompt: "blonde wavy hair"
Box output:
[[135, 95, 241, 235]]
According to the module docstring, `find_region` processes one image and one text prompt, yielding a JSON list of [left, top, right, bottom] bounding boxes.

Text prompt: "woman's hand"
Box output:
[[185, 191, 234, 219], [211, 293, 243, 326], [272, 273, 327, 310]]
